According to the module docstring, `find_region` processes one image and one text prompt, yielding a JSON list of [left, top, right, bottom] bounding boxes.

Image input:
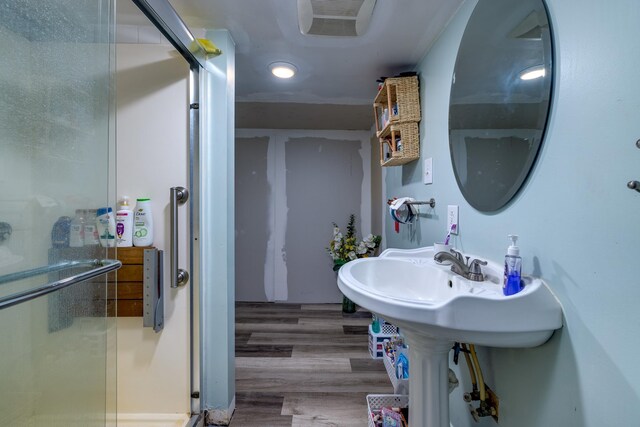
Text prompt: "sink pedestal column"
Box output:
[[406, 335, 453, 427]]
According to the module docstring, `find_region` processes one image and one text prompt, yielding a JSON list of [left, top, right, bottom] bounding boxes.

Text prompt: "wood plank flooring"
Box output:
[[229, 302, 392, 426]]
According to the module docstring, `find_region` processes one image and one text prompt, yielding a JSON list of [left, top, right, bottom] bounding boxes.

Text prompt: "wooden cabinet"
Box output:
[[373, 76, 421, 166]]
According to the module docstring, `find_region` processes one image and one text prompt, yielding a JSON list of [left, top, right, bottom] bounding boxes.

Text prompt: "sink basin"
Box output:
[[338, 247, 562, 347], [337, 246, 563, 427]]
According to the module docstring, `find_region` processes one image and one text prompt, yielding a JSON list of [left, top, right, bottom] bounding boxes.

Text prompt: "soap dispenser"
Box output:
[[503, 234, 522, 296]]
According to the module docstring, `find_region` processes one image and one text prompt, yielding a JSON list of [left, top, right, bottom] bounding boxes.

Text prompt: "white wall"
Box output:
[[116, 41, 191, 417], [235, 129, 372, 303], [384, 0, 640, 425]]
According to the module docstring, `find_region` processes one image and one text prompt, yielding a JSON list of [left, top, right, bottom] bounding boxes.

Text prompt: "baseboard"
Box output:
[[116, 413, 190, 427], [204, 397, 236, 426]]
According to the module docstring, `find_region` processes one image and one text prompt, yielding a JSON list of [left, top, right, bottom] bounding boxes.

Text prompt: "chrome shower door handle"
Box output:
[[170, 186, 190, 288]]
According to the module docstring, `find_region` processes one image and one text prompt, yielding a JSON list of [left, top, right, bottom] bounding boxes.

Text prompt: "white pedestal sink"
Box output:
[[337, 247, 562, 427]]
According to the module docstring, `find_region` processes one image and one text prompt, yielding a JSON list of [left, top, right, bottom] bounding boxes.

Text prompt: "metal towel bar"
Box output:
[[405, 198, 436, 208], [170, 186, 189, 288], [0, 259, 98, 285], [0, 259, 122, 310]]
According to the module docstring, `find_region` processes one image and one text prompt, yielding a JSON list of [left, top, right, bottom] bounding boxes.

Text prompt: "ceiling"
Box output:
[[164, 0, 463, 105]]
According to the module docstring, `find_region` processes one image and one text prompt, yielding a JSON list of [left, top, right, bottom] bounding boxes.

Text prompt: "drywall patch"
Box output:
[[359, 139, 372, 236], [273, 138, 289, 301], [264, 136, 277, 301]]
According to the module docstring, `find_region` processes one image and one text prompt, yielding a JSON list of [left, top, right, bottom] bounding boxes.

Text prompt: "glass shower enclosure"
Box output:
[[0, 1, 118, 426]]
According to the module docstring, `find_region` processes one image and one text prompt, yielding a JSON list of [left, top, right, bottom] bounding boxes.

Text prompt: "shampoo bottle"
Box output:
[[503, 234, 522, 296], [96, 207, 116, 248], [133, 198, 153, 247], [116, 196, 134, 247]]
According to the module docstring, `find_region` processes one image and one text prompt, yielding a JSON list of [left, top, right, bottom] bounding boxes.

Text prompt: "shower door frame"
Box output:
[[128, 1, 204, 425]]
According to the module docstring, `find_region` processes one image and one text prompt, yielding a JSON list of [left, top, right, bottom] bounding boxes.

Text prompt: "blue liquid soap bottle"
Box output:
[[503, 234, 522, 296]]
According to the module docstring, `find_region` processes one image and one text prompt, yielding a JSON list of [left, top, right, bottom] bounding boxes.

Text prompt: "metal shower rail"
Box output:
[[0, 259, 121, 310]]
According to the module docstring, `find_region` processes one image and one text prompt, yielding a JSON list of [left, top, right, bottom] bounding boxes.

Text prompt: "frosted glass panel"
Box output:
[[0, 0, 115, 426]]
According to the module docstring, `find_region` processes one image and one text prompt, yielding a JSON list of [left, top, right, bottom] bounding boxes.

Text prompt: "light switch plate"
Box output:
[[447, 205, 459, 234], [423, 157, 433, 184]]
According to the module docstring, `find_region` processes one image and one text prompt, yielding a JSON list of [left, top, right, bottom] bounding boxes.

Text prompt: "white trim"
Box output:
[[116, 413, 190, 427]]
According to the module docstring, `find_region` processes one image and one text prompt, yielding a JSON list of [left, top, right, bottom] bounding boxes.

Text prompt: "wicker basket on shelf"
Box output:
[[379, 122, 420, 166], [385, 76, 420, 124], [374, 76, 421, 135]]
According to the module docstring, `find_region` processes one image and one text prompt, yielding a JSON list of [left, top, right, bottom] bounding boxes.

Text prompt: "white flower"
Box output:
[[356, 242, 367, 255], [334, 232, 343, 242], [363, 234, 377, 248], [348, 251, 357, 260], [333, 227, 340, 237]]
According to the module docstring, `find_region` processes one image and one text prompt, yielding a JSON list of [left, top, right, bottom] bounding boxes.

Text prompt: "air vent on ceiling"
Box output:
[[297, 0, 377, 37]]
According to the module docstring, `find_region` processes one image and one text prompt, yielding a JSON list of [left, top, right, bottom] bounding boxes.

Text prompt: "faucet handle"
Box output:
[[469, 259, 487, 274]]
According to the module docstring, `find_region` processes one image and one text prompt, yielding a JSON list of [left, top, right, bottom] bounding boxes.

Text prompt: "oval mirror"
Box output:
[[449, 0, 553, 212]]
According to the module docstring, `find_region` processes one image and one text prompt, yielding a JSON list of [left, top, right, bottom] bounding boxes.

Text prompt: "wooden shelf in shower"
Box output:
[[49, 246, 154, 317]]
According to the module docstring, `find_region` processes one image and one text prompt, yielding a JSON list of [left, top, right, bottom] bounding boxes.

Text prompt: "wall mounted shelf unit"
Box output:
[[373, 76, 421, 166]]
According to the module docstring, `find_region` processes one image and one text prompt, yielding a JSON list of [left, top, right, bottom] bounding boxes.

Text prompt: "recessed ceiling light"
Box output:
[[520, 65, 546, 80], [270, 62, 297, 79]]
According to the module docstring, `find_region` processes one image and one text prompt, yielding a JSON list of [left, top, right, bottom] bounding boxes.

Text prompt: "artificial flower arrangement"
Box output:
[[327, 214, 381, 313], [327, 214, 382, 271]]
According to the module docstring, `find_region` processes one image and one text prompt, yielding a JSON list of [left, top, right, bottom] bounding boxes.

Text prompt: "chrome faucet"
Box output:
[[434, 249, 487, 282]]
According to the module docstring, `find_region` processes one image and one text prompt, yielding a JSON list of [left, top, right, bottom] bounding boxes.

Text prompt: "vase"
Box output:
[[342, 295, 356, 313]]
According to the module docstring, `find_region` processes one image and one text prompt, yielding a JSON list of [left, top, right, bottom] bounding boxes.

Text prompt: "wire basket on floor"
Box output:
[[366, 394, 409, 427]]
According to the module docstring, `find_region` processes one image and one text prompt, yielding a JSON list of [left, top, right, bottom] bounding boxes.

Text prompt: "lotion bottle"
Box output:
[[503, 234, 522, 296], [133, 198, 153, 247], [116, 196, 134, 247]]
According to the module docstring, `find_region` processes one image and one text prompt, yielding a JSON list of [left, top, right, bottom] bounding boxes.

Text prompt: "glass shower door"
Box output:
[[0, 1, 117, 426]]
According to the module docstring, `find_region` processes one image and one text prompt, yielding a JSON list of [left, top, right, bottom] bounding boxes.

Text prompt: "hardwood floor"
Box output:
[[230, 302, 393, 426]]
